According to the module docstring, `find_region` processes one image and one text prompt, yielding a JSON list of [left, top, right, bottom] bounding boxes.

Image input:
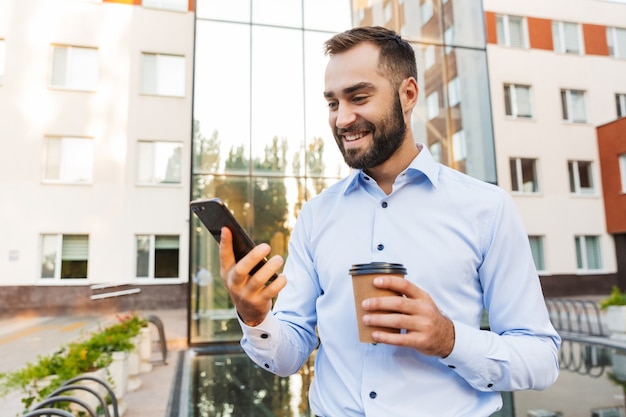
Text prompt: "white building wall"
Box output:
[[484, 0, 626, 276], [0, 0, 193, 286]]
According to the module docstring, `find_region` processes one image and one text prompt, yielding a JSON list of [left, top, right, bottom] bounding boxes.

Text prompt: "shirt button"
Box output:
[[369, 391, 377, 399], [487, 383, 493, 388], [264, 363, 270, 368], [381, 201, 388, 208], [261, 333, 269, 339], [448, 365, 456, 369], [377, 244, 384, 251]]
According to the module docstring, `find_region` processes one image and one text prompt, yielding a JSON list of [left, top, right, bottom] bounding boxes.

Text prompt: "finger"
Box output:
[[247, 254, 285, 288], [218, 226, 235, 266], [372, 275, 425, 300], [234, 242, 273, 280]]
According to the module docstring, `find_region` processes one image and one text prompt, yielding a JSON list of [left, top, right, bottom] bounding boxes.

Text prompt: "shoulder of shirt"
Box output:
[[437, 163, 509, 201]]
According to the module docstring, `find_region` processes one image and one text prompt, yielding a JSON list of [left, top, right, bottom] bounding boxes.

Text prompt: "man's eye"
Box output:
[[327, 101, 338, 110], [353, 96, 367, 103]]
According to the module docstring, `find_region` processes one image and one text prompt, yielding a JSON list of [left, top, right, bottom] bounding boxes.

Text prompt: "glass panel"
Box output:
[[156, 54, 185, 96], [136, 235, 150, 278], [447, 47, 495, 182], [577, 161, 593, 192], [155, 235, 179, 278], [51, 46, 67, 87], [304, 0, 351, 32], [142, 0, 187, 12], [396, 0, 443, 44], [44, 137, 62, 180], [570, 90, 586, 123], [443, 0, 486, 48], [250, 26, 304, 175], [521, 158, 537, 192], [69, 47, 98, 90], [61, 235, 88, 279], [196, 0, 250, 21], [138, 141, 183, 184], [617, 28, 626, 58], [508, 16, 525, 48], [510, 159, 519, 191], [41, 235, 58, 279], [140, 53, 157, 94], [252, 0, 302, 28], [516, 85, 532, 118], [620, 154, 626, 192], [575, 236, 583, 269], [585, 236, 602, 270], [496, 15, 505, 45], [563, 22, 580, 54], [568, 161, 576, 192], [51, 137, 93, 183], [193, 21, 251, 176], [528, 236, 545, 271], [303, 31, 350, 180]]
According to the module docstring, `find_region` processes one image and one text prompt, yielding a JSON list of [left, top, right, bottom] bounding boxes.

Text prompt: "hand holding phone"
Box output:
[[190, 198, 278, 282]]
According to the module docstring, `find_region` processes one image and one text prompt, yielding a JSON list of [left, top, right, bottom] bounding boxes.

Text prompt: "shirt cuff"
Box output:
[[438, 320, 503, 392]]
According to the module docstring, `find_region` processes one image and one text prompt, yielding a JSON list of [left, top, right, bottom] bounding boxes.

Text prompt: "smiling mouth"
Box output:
[[344, 132, 368, 142]]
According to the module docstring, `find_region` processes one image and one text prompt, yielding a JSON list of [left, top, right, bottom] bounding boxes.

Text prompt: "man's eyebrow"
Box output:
[[324, 82, 376, 99]]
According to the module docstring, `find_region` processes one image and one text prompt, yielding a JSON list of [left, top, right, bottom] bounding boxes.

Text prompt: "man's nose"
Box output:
[[335, 104, 357, 129]]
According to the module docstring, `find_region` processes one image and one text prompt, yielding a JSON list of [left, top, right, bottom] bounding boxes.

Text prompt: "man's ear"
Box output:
[[400, 77, 419, 113]]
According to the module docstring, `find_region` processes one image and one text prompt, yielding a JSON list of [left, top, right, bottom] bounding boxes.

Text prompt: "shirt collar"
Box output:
[[342, 143, 440, 194]]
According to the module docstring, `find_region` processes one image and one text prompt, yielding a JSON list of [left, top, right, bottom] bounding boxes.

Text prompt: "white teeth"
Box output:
[[345, 132, 366, 141]]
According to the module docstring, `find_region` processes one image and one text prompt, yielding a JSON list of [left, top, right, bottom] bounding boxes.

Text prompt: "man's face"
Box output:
[[324, 43, 406, 170]]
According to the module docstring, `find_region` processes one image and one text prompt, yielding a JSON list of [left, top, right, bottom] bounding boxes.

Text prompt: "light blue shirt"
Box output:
[[240, 144, 561, 417]]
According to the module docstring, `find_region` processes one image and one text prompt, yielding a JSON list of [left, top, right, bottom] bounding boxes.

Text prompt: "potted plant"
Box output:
[[600, 286, 626, 334]]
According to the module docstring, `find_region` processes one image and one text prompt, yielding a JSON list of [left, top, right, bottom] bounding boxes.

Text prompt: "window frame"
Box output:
[[528, 235, 546, 272], [616, 93, 626, 118], [50, 45, 99, 91], [560, 89, 587, 123], [43, 136, 94, 184], [496, 15, 529, 48], [607, 27, 626, 59], [575, 235, 602, 272], [140, 52, 186, 97], [40, 234, 89, 280], [552, 21, 584, 55], [619, 154, 626, 193], [135, 234, 181, 280], [510, 157, 540, 194], [142, 0, 188, 12], [504, 83, 533, 119], [568, 160, 595, 195], [136, 140, 183, 186]]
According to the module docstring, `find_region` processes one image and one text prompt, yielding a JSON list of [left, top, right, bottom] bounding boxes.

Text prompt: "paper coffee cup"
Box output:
[[349, 262, 407, 343]]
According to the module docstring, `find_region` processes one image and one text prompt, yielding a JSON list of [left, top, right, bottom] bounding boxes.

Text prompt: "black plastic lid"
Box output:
[[349, 262, 407, 275]]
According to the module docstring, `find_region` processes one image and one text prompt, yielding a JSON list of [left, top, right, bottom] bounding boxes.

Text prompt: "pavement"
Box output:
[[0, 308, 188, 417], [1, 306, 626, 417]]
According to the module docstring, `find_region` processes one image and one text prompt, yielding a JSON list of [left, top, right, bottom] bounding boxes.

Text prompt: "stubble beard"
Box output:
[[335, 94, 407, 170]]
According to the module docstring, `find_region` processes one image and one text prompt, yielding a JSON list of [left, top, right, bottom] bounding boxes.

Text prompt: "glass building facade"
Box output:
[[190, 0, 494, 345]]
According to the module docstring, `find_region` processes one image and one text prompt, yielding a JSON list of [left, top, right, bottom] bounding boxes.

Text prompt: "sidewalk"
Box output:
[[0, 308, 188, 417]]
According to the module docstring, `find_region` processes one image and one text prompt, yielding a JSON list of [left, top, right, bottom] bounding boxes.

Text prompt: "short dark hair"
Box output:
[[324, 26, 418, 88]]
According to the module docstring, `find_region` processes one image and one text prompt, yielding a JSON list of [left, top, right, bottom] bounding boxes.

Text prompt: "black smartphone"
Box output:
[[190, 198, 277, 282]]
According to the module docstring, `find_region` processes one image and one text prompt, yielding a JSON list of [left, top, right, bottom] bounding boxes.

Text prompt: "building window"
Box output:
[[504, 84, 532, 118], [447, 77, 460, 107], [561, 89, 586, 123], [0, 39, 5, 84], [528, 236, 545, 272], [568, 160, 595, 195], [426, 91, 439, 120], [617, 93, 626, 118], [496, 15, 528, 48], [141, 53, 185, 97], [424, 45, 435, 70], [136, 235, 180, 279], [142, 0, 187, 12], [510, 157, 539, 193], [43, 136, 93, 184], [619, 154, 626, 193], [575, 235, 602, 271], [137, 140, 182, 184], [41, 234, 89, 279], [552, 21, 583, 54], [51, 45, 98, 91], [452, 130, 466, 162], [607, 27, 626, 59], [421, 1, 433, 25]]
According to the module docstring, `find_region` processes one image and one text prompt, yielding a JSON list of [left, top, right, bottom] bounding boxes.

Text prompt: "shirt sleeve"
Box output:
[[439, 191, 561, 392], [239, 207, 320, 377]]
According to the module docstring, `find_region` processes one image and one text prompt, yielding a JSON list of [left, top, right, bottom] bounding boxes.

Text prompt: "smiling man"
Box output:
[[218, 26, 560, 417]]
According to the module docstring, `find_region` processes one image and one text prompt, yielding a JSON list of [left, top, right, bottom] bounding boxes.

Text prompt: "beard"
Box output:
[[334, 93, 407, 170]]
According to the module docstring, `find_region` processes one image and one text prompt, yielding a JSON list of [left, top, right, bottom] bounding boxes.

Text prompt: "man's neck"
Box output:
[[364, 140, 419, 195]]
